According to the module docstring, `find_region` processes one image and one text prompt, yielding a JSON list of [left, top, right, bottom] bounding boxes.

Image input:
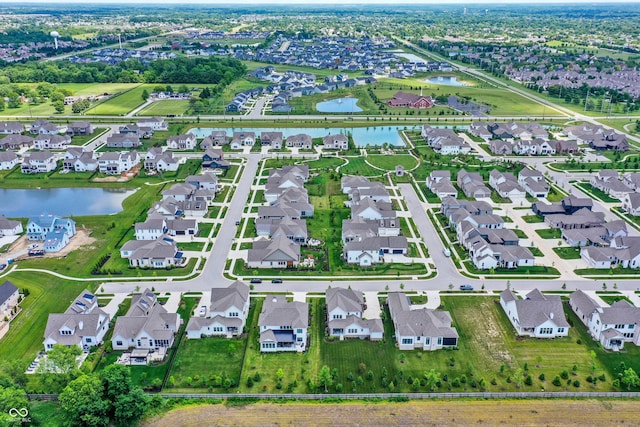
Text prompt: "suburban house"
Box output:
[[112, 289, 180, 355], [590, 170, 633, 200], [621, 192, 640, 216], [256, 217, 308, 244], [0, 134, 33, 150], [202, 148, 229, 169], [518, 168, 549, 198], [33, 134, 71, 150], [43, 290, 110, 352], [30, 120, 61, 135], [230, 132, 256, 149], [201, 131, 229, 148], [500, 289, 570, 338], [322, 134, 349, 150], [186, 281, 251, 339], [138, 116, 168, 131], [247, 235, 300, 269], [27, 214, 76, 252], [258, 295, 308, 352], [21, 150, 57, 174], [63, 147, 98, 172], [106, 134, 141, 149], [0, 215, 23, 236], [144, 148, 179, 172], [569, 290, 640, 350], [260, 131, 283, 149], [67, 121, 94, 136], [344, 236, 408, 266], [134, 218, 167, 240], [457, 169, 491, 198], [98, 151, 140, 175], [387, 292, 458, 351], [489, 139, 513, 156], [166, 133, 197, 150], [426, 170, 458, 199], [422, 125, 470, 155], [566, 124, 629, 151], [469, 122, 493, 140], [387, 91, 434, 108], [120, 237, 185, 268], [489, 169, 526, 200], [286, 133, 313, 149], [326, 287, 383, 340], [185, 172, 219, 193], [580, 236, 640, 269], [0, 121, 25, 134], [0, 281, 19, 321], [0, 151, 19, 171]]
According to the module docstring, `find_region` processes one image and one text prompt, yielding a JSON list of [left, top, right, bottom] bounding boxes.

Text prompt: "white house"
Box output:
[[27, 215, 76, 252], [326, 288, 383, 340], [43, 290, 110, 352], [21, 151, 57, 174], [500, 288, 570, 338], [0, 151, 19, 171], [258, 296, 308, 352], [166, 133, 197, 150], [387, 292, 458, 351], [0, 215, 23, 236], [138, 116, 168, 131], [98, 151, 140, 175], [186, 281, 250, 339]]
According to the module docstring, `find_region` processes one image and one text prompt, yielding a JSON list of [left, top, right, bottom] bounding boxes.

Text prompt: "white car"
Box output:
[[199, 306, 207, 317]]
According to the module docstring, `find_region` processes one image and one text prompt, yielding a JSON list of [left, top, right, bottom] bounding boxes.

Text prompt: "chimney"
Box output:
[[550, 312, 554, 320]]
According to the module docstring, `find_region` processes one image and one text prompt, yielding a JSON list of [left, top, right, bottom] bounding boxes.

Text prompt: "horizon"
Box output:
[[3, 0, 640, 4]]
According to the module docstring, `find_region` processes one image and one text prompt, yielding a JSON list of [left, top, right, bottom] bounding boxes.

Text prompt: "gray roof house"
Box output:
[[43, 289, 110, 352], [187, 281, 251, 339], [259, 295, 308, 352], [112, 289, 180, 354], [387, 292, 458, 351], [246, 234, 300, 269], [0, 151, 19, 171], [0, 215, 23, 236], [0, 280, 19, 321], [569, 290, 640, 350], [326, 288, 383, 340], [120, 237, 185, 268], [500, 289, 569, 338]]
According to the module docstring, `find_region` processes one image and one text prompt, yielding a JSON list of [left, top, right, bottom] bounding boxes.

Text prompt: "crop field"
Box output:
[[138, 100, 190, 116], [86, 84, 152, 115], [143, 400, 640, 427]]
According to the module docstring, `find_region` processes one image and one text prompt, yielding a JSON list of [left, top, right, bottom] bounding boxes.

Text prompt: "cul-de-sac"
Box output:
[[1, 3, 640, 426]]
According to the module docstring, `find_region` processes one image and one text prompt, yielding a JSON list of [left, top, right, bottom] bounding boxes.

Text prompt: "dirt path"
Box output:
[[143, 400, 637, 427]]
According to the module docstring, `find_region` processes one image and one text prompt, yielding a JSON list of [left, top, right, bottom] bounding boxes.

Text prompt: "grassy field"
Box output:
[[574, 182, 619, 203], [138, 100, 191, 116], [86, 84, 150, 115], [340, 158, 385, 176], [535, 228, 562, 239], [0, 272, 91, 366], [553, 247, 582, 259], [142, 400, 640, 427], [366, 154, 419, 171], [56, 83, 140, 97]]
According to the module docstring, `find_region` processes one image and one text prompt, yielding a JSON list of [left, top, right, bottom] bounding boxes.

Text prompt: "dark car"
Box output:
[[271, 278, 283, 284], [459, 284, 474, 291], [250, 278, 262, 284], [235, 220, 241, 226], [0, 264, 6, 271]]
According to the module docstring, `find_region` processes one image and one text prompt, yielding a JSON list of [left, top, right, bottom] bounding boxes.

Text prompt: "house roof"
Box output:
[[326, 287, 363, 315], [569, 290, 599, 319], [210, 280, 250, 313], [258, 296, 308, 328], [387, 292, 457, 338], [247, 234, 300, 263], [503, 288, 570, 329], [0, 281, 18, 306], [113, 288, 178, 341]]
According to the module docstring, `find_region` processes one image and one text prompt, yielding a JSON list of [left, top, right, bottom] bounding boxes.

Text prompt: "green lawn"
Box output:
[[168, 334, 247, 390], [138, 100, 190, 117], [366, 154, 419, 171], [86, 84, 150, 116], [304, 157, 346, 171], [56, 83, 140, 97], [178, 242, 206, 252], [340, 158, 384, 176], [528, 247, 544, 257], [536, 228, 562, 239], [522, 215, 544, 223], [574, 182, 619, 203], [553, 247, 582, 260], [0, 272, 91, 366]]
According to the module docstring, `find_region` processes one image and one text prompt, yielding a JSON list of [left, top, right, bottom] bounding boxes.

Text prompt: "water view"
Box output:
[[426, 76, 469, 87], [316, 97, 363, 113], [189, 126, 424, 147], [0, 187, 136, 218]]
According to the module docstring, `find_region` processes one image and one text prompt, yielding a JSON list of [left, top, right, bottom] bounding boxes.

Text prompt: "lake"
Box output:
[[316, 98, 363, 113], [0, 187, 137, 218], [426, 76, 469, 87], [188, 126, 425, 147]]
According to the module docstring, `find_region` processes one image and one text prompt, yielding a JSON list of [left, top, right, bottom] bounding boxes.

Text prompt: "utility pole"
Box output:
[[583, 89, 590, 112]]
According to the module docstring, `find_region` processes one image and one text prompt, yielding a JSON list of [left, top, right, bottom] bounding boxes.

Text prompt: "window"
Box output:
[[348, 328, 358, 334], [116, 341, 122, 346], [229, 312, 238, 317], [86, 338, 92, 343], [615, 324, 624, 329], [557, 328, 565, 333], [402, 338, 413, 345], [297, 329, 303, 334], [630, 324, 635, 329], [437, 337, 442, 345], [539, 328, 553, 334]]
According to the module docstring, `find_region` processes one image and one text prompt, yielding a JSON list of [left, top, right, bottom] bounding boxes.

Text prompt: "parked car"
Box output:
[[443, 248, 451, 257], [0, 264, 6, 271], [199, 306, 207, 317], [271, 278, 283, 284], [459, 284, 474, 291], [250, 278, 262, 284], [235, 220, 241, 226]]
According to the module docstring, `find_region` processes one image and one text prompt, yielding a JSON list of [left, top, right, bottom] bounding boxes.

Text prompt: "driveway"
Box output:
[[101, 293, 128, 318], [363, 292, 382, 319]]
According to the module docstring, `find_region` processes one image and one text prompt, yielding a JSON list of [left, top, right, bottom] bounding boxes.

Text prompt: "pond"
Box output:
[[316, 98, 363, 113], [188, 126, 426, 147], [395, 53, 426, 63], [0, 187, 137, 218], [426, 76, 469, 87]]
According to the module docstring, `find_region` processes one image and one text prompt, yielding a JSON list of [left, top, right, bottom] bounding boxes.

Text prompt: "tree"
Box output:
[[59, 374, 109, 427], [53, 100, 65, 114], [38, 344, 82, 374], [620, 368, 640, 390], [318, 365, 333, 392], [141, 89, 149, 101], [114, 387, 149, 427], [423, 369, 441, 392], [0, 386, 29, 423]]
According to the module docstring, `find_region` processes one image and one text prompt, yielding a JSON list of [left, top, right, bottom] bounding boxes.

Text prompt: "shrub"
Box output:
[[539, 373, 545, 381], [552, 376, 562, 387], [561, 370, 569, 380], [253, 372, 261, 382], [247, 377, 254, 388], [524, 375, 533, 386], [573, 380, 581, 388], [599, 374, 606, 382], [336, 383, 343, 393], [452, 378, 461, 388]]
